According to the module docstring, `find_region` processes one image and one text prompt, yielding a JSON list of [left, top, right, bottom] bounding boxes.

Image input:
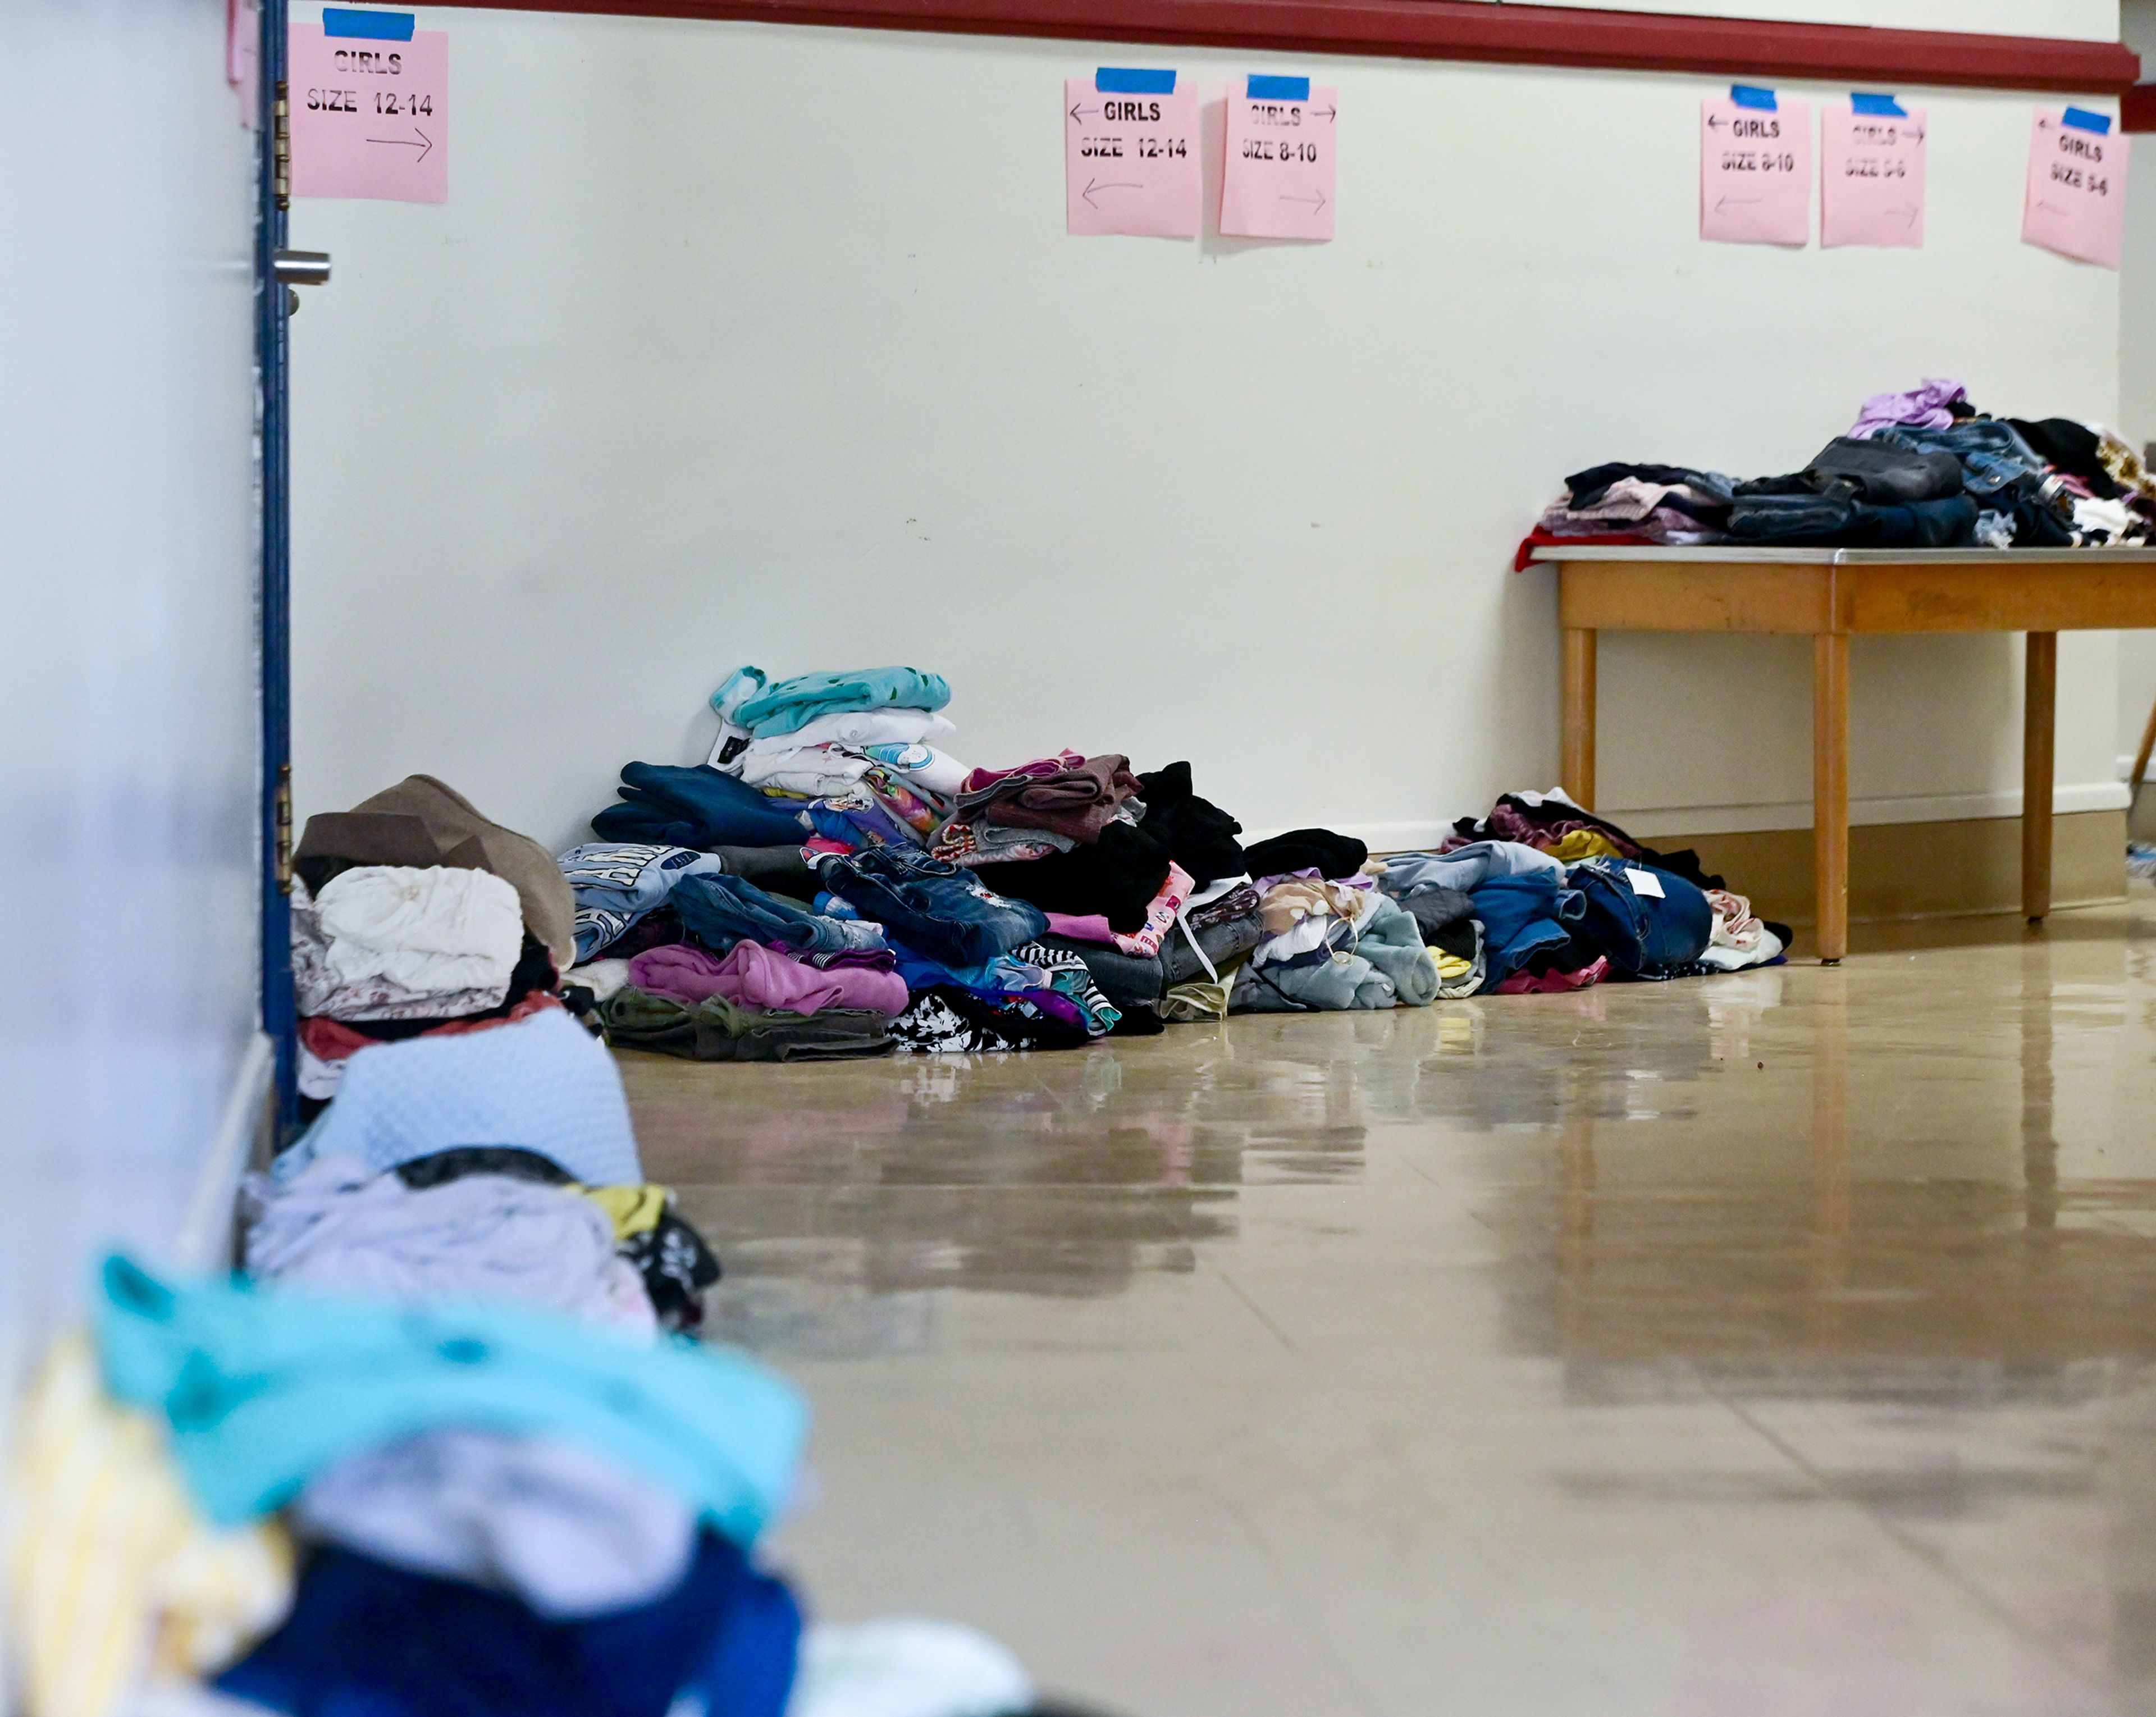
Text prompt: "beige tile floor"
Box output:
[[623, 900, 2156, 1717]]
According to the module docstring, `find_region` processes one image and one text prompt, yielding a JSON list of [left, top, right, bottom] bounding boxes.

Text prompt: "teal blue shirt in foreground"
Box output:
[[95, 1254, 808, 1546]]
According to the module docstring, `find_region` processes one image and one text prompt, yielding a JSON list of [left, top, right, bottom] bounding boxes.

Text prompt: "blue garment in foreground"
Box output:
[[712, 664, 951, 741], [593, 764, 810, 850], [1469, 874, 1584, 984], [220, 1533, 800, 1717], [95, 1255, 807, 1541], [273, 1006, 643, 1188]]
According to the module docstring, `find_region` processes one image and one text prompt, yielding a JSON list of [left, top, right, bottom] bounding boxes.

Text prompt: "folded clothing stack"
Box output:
[[292, 777, 579, 1102]]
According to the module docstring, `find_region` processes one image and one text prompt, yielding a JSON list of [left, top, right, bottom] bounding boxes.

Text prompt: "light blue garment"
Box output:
[[276, 1007, 642, 1188], [558, 842, 730, 963], [1379, 841, 1564, 897], [1355, 894, 1439, 1006], [711, 664, 951, 742], [95, 1255, 807, 1546]]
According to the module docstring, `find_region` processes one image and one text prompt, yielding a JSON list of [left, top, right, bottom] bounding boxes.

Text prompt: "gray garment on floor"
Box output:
[[293, 1429, 697, 1619], [1232, 948, 1394, 1011], [707, 843, 820, 897], [245, 1153, 656, 1336], [1355, 895, 1438, 1006], [1036, 935, 1163, 1008], [1380, 841, 1563, 897], [1397, 884, 1475, 943], [1230, 895, 1436, 1012]]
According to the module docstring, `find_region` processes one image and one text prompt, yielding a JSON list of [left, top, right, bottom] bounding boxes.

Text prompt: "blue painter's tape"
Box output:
[[2063, 105, 2113, 134], [1851, 92, 1906, 117], [1248, 75, 1310, 100], [1730, 84, 1778, 111], [323, 8, 415, 38], [1096, 68, 1175, 93]]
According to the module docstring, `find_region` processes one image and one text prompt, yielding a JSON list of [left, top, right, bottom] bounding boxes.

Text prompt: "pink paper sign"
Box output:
[[1701, 95, 1811, 246], [290, 23, 448, 205], [2022, 110, 2127, 270], [1220, 84, 1336, 240], [1065, 77, 1200, 238], [1821, 103, 1925, 248], [227, 0, 260, 130]]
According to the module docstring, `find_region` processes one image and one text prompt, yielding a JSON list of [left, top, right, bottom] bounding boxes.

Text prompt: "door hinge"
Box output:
[[273, 81, 291, 210], [275, 765, 294, 893]]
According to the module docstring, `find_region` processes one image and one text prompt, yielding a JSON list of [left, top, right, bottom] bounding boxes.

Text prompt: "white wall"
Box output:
[[0, 0, 264, 1456], [2118, 0, 2156, 782], [291, 1, 2123, 852]]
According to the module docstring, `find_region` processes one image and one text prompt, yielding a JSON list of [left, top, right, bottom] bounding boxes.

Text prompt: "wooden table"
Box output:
[[1531, 545, 2156, 962]]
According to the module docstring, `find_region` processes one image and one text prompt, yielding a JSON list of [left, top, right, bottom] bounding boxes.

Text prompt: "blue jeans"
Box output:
[[1470, 874, 1584, 984], [1567, 860, 1713, 976], [1876, 421, 2047, 505], [557, 843, 729, 962], [672, 873, 884, 956], [816, 847, 1047, 967]]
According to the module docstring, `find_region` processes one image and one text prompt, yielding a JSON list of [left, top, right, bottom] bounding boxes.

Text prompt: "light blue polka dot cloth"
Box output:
[[277, 1007, 642, 1187]]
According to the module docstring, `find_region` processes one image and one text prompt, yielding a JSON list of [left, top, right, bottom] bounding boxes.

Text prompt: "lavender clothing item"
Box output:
[[1849, 377, 1968, 440], [630, 942, 908, 1019]]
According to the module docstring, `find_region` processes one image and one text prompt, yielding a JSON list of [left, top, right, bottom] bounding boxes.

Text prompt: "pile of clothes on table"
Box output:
[[561, 666, 1790, 1045], [1518, 377, 2156, 566], [290, 776, 581, 1106], [7, 1018, 1057, 1717]]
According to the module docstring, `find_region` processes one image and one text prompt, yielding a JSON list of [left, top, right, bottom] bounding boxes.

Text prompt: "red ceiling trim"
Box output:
[[442, 0, 2136, 93], [2125, 83, 2156, 131]]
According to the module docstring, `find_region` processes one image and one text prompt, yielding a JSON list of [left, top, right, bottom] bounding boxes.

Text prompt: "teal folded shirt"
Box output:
[[95, 1255, 807, 1546], [712, 664, 951, 741]]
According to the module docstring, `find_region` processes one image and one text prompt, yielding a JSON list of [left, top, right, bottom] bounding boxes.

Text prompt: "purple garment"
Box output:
[[629, 942, 908, 1018], [1849, 377, 1968, 441]]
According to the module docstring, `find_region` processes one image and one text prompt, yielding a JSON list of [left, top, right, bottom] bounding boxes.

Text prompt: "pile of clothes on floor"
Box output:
[[290, 776, 581, 1106], [561, 666, 1789, 1048], [6, 1017, 1062, 1717], [1380, 792, 1787, 993], [1518, 377, 2156, 564]]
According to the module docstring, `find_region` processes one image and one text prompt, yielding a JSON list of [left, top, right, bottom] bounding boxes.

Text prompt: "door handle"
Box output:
[[272, 249, 331, 286], [272, 249, 331, 314]]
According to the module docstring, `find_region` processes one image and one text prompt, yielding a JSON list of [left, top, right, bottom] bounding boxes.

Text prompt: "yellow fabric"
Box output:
[[6, 1334, 293, 1717], [574, 1182, 670, 1240], [1433, 951, 1476, 982], [1543, 829, 1624, 862]]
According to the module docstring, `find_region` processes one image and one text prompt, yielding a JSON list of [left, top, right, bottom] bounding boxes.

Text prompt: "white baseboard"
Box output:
[[1276, 782, 2131, 853], [175, 1031, 273, 1273]]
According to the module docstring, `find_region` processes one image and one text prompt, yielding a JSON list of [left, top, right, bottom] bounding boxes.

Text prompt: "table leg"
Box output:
[[1561, 627, 1597, 811], [1813, 632, 1849, 964], [2023, 631, 2057, 924]]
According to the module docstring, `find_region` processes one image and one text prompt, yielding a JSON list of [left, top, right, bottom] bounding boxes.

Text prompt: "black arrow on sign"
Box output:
[[1280, 189, 1327, 211], [1068, 102, 1100, 124], [1714, 195, 1761, 211], [1082, 177, 1142, 207], [366, 127, 432, 161], [1706, 113, 1726, 130], [1308, 104, 1336, 121], [1885, 203, 1919, 225]]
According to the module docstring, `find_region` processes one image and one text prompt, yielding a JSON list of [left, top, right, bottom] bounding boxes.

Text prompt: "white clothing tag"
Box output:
[[1624, 868, 1666, 898]]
